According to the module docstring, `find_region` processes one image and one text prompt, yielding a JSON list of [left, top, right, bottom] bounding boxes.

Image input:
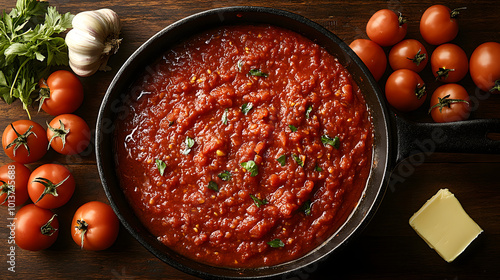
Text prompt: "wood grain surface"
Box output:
[[1, 0, 499, 279]]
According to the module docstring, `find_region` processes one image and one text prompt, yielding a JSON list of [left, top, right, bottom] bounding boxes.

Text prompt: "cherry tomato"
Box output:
[[39, 70, 84, 116], [385, 69, 426, 112], [349, 39, 387, 81], [47, 114, 91, 155], [15, 204, 59, 251], [389, 39, 428, 73], [420, 5, 465, 45], [429, 84, 470, 123], [470, 42, 500, 93], [28, 164, 75, 209], [366, 9, 407, 47], [2, 120, 48, 164], [71, 201, 120, 250], [0, 162, 30, 206], [431, 43, 468, 83]]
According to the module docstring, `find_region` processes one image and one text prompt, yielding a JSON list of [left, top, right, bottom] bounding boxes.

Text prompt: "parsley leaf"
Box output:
[[181, 136, 195, 155], [292, 154, 305, 167], [155, 159, 167, 176], [250, 194, 267, 208], [314, 164, 323, 172], [267, 238, 285, 248], [301, 200, 312, 215], [217, 171, 231, 181], [306, 106, 313, 119], [221, 108, 229, 125], [289, 125, 297, 132], [207, 181, 219, 192], [241, 160, 258, 177], [321, 135, 340, 149], [248, 69, 268, 77], [241, 102, 253, 115], [276, 154, 287, 166]]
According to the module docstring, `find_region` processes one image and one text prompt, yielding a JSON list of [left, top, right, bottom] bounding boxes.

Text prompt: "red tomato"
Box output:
[[2, 120, 48, 164], [429, 84, 470, 123], [28, 164, 75, 209], [71, 201, 120, 250], [0, 162, 30, 206], [366, 9, 407, 46], [420, 5, 464, 45], [39, 70, 84, 116], [389, 39, 428, 73], [385, 69, 426, 112], [431, 43, 468, 83], [15, 204, 59, 251], [469, 42, 500, 93], [349, 39, 387, 81], [47, 114, 91, 155]]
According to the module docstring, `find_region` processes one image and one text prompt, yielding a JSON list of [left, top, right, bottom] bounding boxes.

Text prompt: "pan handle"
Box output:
[[395, 115, 500, 163]]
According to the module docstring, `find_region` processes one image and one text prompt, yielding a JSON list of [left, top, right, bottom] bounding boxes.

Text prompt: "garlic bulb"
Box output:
[[65, 9, 122, 77]]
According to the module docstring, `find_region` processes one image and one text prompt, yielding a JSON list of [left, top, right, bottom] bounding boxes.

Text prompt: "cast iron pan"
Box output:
[[95, 6, 500, 280]]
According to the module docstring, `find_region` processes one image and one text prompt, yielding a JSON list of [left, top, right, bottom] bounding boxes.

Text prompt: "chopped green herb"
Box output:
[[221, 108, 229, 125], [181, 136, 195, 155], [241, 102, 253, 115], [241, 160, 258, 177], [292, 154, 305, 167], [276, 154, 287, 166], [321, 135, 340, 149], [207, 181, 219, 192], [155, 159, 167, 176], [306, 106, 313, 119], [250, 194, 267, 208], [314, 164, 323, 172], [217, 171, 231, 181], [267, 238, 285, 248], [301, 200, 312, 215], [289, 125, 297, 132], [248, 69, 268, 77]]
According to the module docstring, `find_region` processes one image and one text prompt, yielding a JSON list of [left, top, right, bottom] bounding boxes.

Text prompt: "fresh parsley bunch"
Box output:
[[0, 0, 73, 118]]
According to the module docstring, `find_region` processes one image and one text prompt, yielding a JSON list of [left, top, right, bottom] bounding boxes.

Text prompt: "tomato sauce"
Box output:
[[114, 25, 373, 268]]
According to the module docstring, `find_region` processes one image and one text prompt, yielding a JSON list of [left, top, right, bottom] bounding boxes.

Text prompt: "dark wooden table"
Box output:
[[1, 0, 499, 279]]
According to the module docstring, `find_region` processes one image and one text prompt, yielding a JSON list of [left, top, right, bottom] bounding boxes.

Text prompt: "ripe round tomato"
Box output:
[[39, 70, 84, 116], [349, 39, 387, 81], [389, 39, 428, 73], [2, 120, 48, 164], [71, 201, 120, 250], [429, 84, 470, 123], [366, 9, 407, 46], [385, 69, 426, 112], [28, 164, 75, 209], [431, 43, 468, 83], [0, 162, 30, 206], [47, 114, 91, 155], [420, 5, 464, 45], [470, 42, 500, 93], [15, 204, 59, 251]]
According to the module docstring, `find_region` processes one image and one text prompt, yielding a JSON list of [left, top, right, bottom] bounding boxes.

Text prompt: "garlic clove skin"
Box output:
[[66, 8, 122, 77]]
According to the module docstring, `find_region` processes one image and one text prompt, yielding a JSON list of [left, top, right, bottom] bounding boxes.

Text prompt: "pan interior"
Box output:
[[96, 6, 391, 279]]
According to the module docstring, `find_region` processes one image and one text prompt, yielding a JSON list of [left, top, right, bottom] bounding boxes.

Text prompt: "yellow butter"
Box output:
[[409, 188, 483, 262]]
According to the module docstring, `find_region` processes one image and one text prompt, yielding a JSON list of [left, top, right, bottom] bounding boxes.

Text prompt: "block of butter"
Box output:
[[409, 188, 483, 262]]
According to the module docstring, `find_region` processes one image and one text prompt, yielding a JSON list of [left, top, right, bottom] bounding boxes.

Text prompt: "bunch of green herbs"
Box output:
[[0, 0, 73, 118]]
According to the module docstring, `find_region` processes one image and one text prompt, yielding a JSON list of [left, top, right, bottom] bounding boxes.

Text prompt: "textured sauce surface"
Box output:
[[114, 25, 373, 267]]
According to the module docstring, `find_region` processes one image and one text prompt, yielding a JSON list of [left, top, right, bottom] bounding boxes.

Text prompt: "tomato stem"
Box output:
[[0, 179, 14, 204], [398, 12, 407, 26], [47, 120, 70, 150], [428, 94, 469, 114], [406, 48, 426, 66], [41, 214, 58, 236], [36, 79, 51, 112], [450, 7, 467, 18], [75, 219, 89, 249], [33, 175, 71, 203], [5, 124, 36, 157], [435, 67, 455, 81], [489, 80, 500, 93], [415, 83, 426, 100]]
